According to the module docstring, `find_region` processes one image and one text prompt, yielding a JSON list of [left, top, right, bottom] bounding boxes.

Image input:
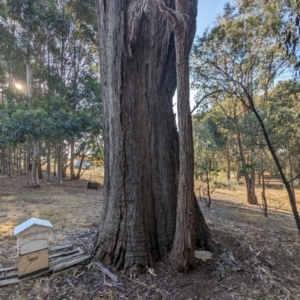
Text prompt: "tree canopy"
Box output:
[[192, 0, 300, 232], [0, 0, 102, 182]]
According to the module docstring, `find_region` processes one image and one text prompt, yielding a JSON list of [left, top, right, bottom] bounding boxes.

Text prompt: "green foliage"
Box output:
[[192, 0, 300, 185], [192, 0, 298, 110], [10, 108, 52, 142], [51, 108, 91, 139], [0, 106, 51, 146], [0, 0, 102, 168]]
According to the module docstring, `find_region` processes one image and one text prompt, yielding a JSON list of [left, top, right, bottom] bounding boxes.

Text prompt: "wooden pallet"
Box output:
[[0, 244, 90, 287]]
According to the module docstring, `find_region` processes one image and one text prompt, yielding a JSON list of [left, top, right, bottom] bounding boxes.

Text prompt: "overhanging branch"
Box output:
[[288, 174, 300, 184], [191, 90, 223, 114]]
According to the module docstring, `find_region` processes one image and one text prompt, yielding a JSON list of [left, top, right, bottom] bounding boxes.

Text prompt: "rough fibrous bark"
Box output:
[[93, 0, 213, 272], [155, 0, 198, 270]]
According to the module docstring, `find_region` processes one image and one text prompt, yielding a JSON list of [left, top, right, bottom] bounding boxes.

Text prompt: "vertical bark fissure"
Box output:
[[155, 0, 198, 270]]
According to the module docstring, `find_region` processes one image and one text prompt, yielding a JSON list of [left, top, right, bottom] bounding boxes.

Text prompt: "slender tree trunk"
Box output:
[[16, 147, 19, 173], [287, 142, 295, 197], [26, 142, 31, 185], [236, 131, 258, 205], [26, 61, 32, 108], [8, 148, 11, 175], [237, 164, 241, 181], [38, 143, 43, 180], [53, 149, 57, 177], [75, 155, 85, 179], [251, 169, 257, 198], [205, 156, 212, 208], [2, 149, 7, 174], [13, 147, 16, 175], [23, 144, 26, 175], [57, 143, 63, 185], [17, 147, 22, 173], [26, 60, 33, 185], [62, 164, 68, 178], [70, 138, 75, 180], [57, 3, 65, 184], [226, 144, 231, 180], [31, 142, 40, 187], [38, 156, 43, 179], [7, 145, 12, 178], [46, 146, 51, 182], [0, 150, 4, 173], [260, 149, 267, 217]]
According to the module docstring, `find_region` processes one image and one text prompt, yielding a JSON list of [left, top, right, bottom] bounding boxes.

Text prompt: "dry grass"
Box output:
[[0, 169, 103, 266], [196, 177, 300, 212], [1, 172, 300, 299]]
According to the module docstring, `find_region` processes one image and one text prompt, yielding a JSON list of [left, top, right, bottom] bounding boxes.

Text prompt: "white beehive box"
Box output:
[[14, 217, 53, 278]]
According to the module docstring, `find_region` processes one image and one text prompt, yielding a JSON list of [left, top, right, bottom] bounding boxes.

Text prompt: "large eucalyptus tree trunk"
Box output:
[[93, 0, 212, 272]]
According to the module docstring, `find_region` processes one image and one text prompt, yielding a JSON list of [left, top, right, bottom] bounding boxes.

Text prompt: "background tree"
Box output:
[[192, 0, 300, 233], [0, 0, 102, 184]]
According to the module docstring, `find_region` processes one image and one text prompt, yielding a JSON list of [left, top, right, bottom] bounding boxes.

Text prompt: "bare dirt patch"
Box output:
[[1, 172, 300, 299]]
